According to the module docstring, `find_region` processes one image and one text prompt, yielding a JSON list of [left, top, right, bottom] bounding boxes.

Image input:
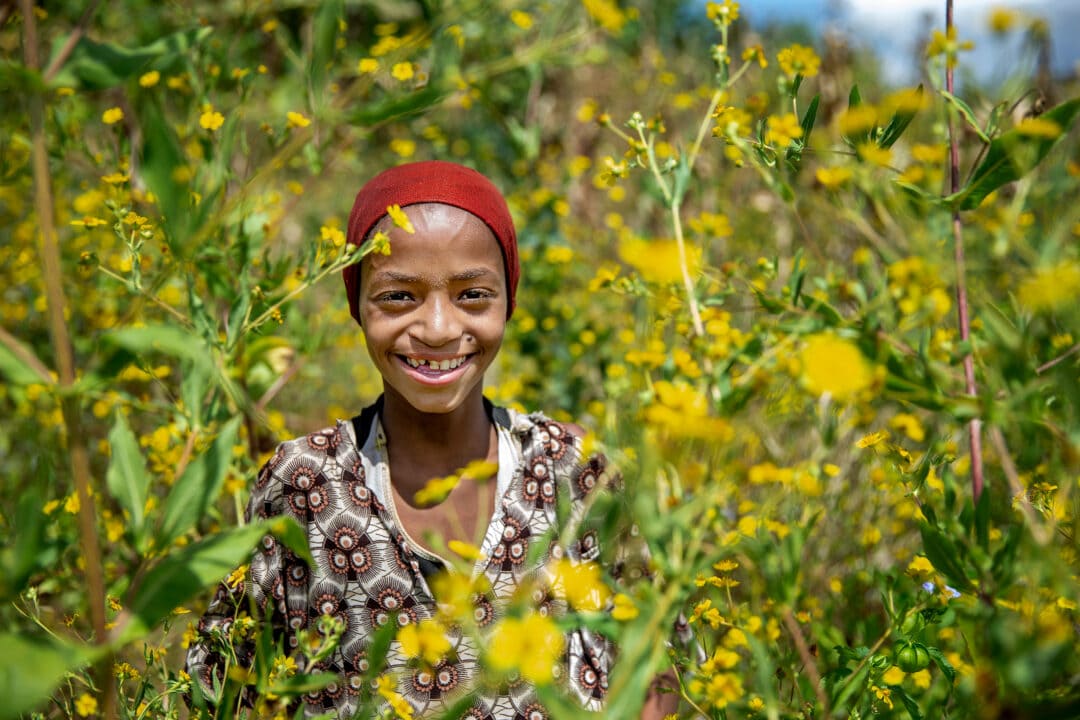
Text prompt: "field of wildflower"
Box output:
[[3, 0, 1080, 718]]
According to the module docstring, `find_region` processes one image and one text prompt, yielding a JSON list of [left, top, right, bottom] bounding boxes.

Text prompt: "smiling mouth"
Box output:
[[398, 354, 473, 371]]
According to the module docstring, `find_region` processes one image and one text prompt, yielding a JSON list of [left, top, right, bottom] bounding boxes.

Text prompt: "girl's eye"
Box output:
[[460, 289, 494, 301], [378, 291, 413, 302]]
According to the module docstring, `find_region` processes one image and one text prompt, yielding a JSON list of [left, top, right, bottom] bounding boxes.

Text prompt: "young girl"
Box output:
[[187, 161, 670, 719]]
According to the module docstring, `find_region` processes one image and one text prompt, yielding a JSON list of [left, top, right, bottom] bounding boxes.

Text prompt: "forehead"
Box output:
[[361, 203, 506, 281]]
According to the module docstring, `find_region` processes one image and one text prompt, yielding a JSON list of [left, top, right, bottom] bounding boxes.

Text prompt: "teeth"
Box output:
[[404, 356, 467, 370]]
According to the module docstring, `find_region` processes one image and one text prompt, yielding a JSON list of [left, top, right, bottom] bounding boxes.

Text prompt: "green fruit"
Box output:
[[896, 642, 931, 673]]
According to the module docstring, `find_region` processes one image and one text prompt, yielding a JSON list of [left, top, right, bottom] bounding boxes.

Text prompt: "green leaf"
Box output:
[[118, 521, 267, 643], [48, 27, 212, 90], [0, 634, 94, 719], [0, 488, 50, 601], [106, 411, 151, 547], [919, 523, 973, 592], [890, 684, 925, 720], [940, 91, 990, 143], [345, 85, 447, 127], [157, 416, 242, 548], [926, 645, 957, 685], [800, 94, 821, 141], [137, 99, 188, 246], [309, 0, 344, 95], [0, 336, 49, 386], [948, 96, 1080, 211], [785, 94, 820, 172], [878, 85, 923, 149], [104, 324, 210, 369]]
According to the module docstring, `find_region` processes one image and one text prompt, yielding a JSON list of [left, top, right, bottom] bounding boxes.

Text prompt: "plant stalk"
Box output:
[[945, 0, 985, 502], [19, 2, 115, 716]]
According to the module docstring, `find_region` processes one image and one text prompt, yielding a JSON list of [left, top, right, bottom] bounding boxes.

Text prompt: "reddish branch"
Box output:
[[946, 0, 986, 501]]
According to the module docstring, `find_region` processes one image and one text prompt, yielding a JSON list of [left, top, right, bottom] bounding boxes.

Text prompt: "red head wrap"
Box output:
[[343, 160, 519, 325]]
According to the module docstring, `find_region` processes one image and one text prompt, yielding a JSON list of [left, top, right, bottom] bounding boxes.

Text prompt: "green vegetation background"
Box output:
[[2, 0, 1079, 718]]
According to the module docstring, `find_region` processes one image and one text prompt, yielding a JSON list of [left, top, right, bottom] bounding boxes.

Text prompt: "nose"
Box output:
[[410, 293, 462, 348]]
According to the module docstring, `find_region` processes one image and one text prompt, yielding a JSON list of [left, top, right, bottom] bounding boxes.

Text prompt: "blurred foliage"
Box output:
[[2, 0, 1080, 718]]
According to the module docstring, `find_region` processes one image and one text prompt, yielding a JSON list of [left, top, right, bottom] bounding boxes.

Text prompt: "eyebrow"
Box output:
[[369, 268, 497, 285]]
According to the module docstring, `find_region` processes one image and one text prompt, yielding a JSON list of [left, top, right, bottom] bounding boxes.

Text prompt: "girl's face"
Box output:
[[358, 203, 508, 415]]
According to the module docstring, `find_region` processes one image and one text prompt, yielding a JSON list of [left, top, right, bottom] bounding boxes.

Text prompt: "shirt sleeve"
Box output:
[[184, 453, 290, 710]]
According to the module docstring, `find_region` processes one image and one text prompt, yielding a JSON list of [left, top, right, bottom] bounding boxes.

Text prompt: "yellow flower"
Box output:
[[700, 671, 744, 709], [391, 62, 415, 81], [320, 225, 346, 247], [510, 10, 533, 29], [102, 107, 124, 124], [912, 143, 947, 164], [375, 675, 415, 720], [889, 413, 925, 442], [226, 564, 248, 589], [357, 57, 379, 74], [386, 204, 416, 234], [856, 429, 889, 449], [74, 693, 98, 717], [199, 109, 225, 131], [414, 474, 460, 507], [619, 237, 701, 285], [138, 71, 160, 88], [777, 43, 820, 78], [549, 559, 611, 612], [64, 492, 80, 514], [447, 539, 483, 561], [799, 333, 873, 402], [988, 7, 1019, 34], [1015, 116, 1062, 139], [368, 229, 392, 255], [857, 143, 892, 167], [765, 113, 803, 149], [544, 245, 574, 264], [742, 44, 767, 68], [397, 618, 451, 665], [389, 138, 416, 158], [907, 555, 935, 576], [815, 166, 852, 190], [1018, 262, 1080, 312], [611, 593, 639, 620], [582, 0, 628, 35], [926, 26, 974, 68], [706, 0, 739, 26], [838, 105, 878, 136], [286, 111, 311, 129], [883, 665, 906, 685], [872, 685, 894, 709], [486, 612, 565, 684]]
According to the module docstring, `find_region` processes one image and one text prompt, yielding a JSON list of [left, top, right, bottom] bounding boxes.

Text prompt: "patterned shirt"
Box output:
[[186, 400, 616, 718]]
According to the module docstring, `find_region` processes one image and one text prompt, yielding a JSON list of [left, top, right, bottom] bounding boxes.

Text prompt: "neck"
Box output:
[[379, 387, 495, 496]]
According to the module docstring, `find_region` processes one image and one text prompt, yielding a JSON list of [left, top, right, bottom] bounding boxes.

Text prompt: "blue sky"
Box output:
[[716, 0, 1080, 85]]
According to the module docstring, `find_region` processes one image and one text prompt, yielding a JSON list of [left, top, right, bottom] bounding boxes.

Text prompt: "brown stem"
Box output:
[[42, 0, 102, 82], [0, 323, 54, 383], [254, 357, 303, 413], [782, 608, 830, 715], [946, 0, 985, 502], [1035, 342, 1080, 375], [20, 1, 115, 717], [172, 427, 199, 482]]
